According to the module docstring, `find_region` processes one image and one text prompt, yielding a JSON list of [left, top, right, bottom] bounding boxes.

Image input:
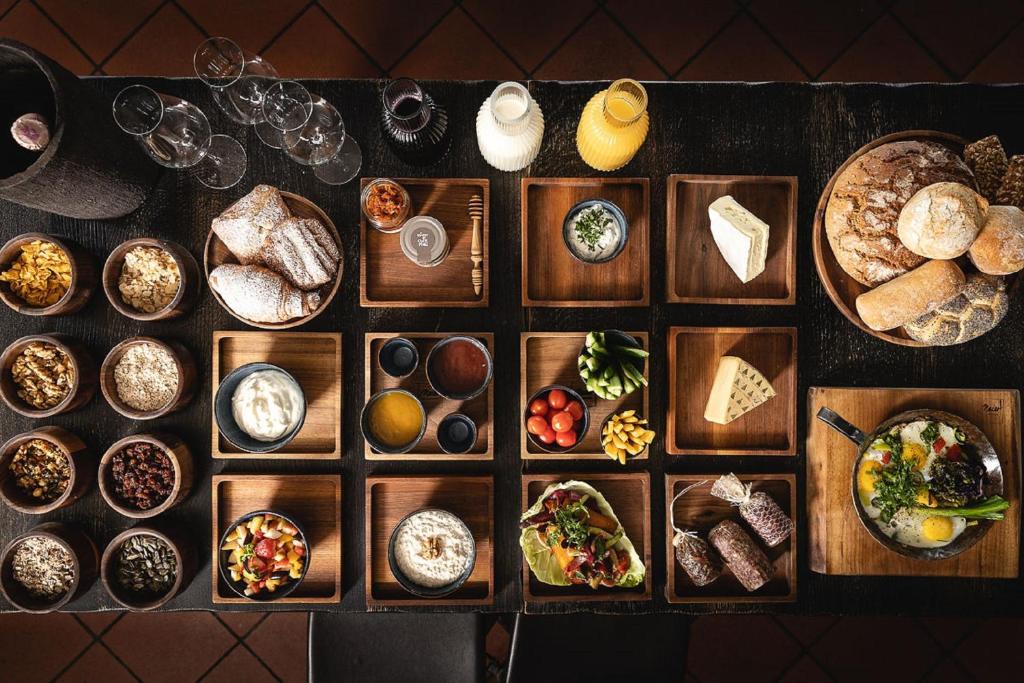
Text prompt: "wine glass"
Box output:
[[283, 95, 361, 185], [254, 80, 313, 149], [194, 37, 278, 126], [113, 84, 246, 189]]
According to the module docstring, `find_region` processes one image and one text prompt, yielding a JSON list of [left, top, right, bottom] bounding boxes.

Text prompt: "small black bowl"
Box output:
[[561, 198, 629, 264], [524, 384, 590, 454], [437, 413, 478, 454], [387, 508, 476, 598], [378, 337, 419, 378], [218, 509, 309, 602], [214, 363, 306, 454]]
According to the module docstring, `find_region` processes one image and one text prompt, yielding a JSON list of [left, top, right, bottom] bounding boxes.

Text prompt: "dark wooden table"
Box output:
[[1, 79, 1022, 616]]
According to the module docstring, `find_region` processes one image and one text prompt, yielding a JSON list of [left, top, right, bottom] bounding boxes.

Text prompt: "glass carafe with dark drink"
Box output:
[[380, 78, 450, 165]]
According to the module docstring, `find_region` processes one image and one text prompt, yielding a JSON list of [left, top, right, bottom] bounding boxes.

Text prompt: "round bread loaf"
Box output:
[[969, 205, 1024, 275], [855, 259, 967, 331], [897, 182, 988, 259], [825, 141, 976, 286], [904, 273, 1009, 345]]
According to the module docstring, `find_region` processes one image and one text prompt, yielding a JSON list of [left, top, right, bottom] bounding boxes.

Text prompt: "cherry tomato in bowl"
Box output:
[[523, 384, 589, 453]]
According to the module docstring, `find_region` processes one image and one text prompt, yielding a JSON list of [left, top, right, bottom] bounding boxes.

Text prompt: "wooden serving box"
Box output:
[[365, 476, 493, 607], [807, 387, 1021, 578], [359, 178, 489, 307], [364, 332, 493, 460], [666, 174, 797, 305], [665, 474, 797, 604], [667, 327, 797, 456], [520, 331, 649, 459], [521, 177, 650, 307], [520, 473, 651, 608], [212, 331, 342, 459], [211, 474, 342, 604]]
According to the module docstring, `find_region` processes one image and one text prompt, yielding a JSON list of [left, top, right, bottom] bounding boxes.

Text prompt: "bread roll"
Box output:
[[855, 260, 967, 331], [969, 205, 1024, 275], [905, 274, 1009, 345], [897, 182, 988, 259], [825, 141, 976, 286]]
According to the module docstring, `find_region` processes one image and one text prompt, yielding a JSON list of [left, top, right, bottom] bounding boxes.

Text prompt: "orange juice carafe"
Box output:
[[575, 79, 649, 171]]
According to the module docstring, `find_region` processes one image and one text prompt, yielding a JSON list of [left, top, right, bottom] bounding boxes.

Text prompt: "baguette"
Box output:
[[855, 260, 967, 331]]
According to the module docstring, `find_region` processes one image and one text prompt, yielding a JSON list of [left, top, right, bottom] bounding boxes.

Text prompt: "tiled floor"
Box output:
[[0, 611, 306, 683], [1, 0, 1023, 681], [0, 0, 1022, 82]]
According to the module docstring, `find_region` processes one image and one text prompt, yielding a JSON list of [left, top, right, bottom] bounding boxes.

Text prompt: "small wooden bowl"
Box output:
[[98, 433, 194, 519], [101, 524, 195, 610], [203, 191, 344, 329], [99, 337, 197, 420], [0, 232, 96, 316], [0, 522, 99, 613], [0, 426, 93, 514], [0, 333, 98, 418], [102, 238, 200, 321]]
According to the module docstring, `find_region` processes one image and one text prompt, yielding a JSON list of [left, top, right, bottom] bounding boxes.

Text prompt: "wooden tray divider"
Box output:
[[365, 475, 494, 607], [359, 178, 490, 308], [211, 331, 342, 460], [211, 474, 342, 604], [364, 332, 494, 460], [520, 331, 650, 459], [667, 326, 797, 456], [665, 474, 797, 604]]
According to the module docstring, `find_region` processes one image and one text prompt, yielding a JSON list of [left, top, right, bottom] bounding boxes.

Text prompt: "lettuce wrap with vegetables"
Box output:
[[519, 480, 645, 589]]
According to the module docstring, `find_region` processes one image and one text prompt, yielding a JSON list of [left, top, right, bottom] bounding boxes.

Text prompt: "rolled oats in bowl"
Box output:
[[118, 246, 181, 314]]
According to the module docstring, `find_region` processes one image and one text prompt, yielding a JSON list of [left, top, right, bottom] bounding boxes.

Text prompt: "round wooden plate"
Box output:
[[203, 191, 344, 330], [812, 130, 969, 348]]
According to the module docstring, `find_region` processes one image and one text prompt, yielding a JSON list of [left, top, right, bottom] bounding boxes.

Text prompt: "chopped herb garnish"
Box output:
[[554, 502, 590, 548], [871, 451, 922, 523], [573, 206, 614, 252], [881, 433, 904, 458], [920, 422, 940, 447]]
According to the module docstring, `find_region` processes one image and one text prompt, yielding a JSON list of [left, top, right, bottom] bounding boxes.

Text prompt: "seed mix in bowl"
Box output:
[[118, 246, 181, 314], [11, 536, 74, 600], [11, 341, 73, 410], [116, 534, 177, 596], [113, 343, 179, 412], [111, 442, 175, 511], [8, 438, 70, 502]]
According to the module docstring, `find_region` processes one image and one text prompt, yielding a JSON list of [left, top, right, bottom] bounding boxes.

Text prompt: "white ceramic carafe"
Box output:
[[475, 82, 544, 172]]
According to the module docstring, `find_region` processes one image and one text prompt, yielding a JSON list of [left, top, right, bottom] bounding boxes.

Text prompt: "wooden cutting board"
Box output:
[[807, 387, 1021, 577]]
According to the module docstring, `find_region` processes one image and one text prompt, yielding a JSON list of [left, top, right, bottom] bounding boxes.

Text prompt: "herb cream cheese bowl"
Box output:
[[387, 507, 477, 598], [214, 362, 307, 454], [561, 198, 629, 265]]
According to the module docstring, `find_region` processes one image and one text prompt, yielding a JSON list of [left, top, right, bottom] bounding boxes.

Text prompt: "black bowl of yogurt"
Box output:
[[562, 198, 628, 264], [387, 508, 476, 598], [214, 363, 306, 454]]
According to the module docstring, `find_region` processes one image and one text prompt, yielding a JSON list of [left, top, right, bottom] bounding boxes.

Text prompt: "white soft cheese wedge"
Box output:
[[708, 195, 769, 283], [704, 356, 776, 425]]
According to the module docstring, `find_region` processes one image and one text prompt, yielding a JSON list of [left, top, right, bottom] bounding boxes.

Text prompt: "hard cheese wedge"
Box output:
[[704, 355, 776, 425], [708, 195, 769, 283]]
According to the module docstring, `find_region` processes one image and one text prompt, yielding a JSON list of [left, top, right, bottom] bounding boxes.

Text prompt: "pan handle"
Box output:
[[816, 407, 867, 447]]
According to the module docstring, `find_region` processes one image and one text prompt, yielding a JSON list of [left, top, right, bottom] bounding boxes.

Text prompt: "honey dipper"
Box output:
[[469, 194, 484, 296]]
